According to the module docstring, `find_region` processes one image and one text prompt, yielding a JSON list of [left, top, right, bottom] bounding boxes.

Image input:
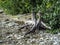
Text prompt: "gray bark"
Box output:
[[25, 11, 51, 35], [19, 11, 51, 35]]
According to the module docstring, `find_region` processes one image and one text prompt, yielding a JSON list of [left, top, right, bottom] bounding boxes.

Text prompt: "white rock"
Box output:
[[50, 37, 53, 40], [40, 38, 44, 40], [8, 23, 14, 27], [25, 20, 35, 25], [53, 37, 58, 41], [58, 33, 60, 35], [29, 38, 36, 43], [6, 34, 13, 38], [53, 41, 59, 45], [39, 42, 45, 45], [14, 34, 18, 38], [27, 40, 30, 44], [0, 10, 3, 13]]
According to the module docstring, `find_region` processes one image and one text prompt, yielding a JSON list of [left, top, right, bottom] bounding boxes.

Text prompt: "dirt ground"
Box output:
[[0, 13, 60, 45]]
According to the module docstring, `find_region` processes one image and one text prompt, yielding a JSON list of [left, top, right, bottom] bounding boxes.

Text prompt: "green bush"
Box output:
[[40, 0, 60, 29], [0, 0, 60, 29], [0, 0, 32, 14], [46, 28, 60, 34]]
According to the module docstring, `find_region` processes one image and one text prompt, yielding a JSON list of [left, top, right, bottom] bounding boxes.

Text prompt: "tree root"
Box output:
[[19, 24, 29, 30], [25, 24, 37, 35], [19, 20, 51, 35], [19, 11, 51, 35]]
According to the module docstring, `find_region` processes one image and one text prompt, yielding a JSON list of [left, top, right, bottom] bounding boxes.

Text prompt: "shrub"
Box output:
[[0, 0, 60, 29]]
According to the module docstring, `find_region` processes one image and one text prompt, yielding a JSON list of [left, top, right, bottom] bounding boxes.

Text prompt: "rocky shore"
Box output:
[[0, 13, 60, 45]]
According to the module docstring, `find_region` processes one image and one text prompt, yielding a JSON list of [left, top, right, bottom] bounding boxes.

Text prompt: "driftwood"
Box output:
[[25, 21, 51, 35], [19, 11, 51, 35]]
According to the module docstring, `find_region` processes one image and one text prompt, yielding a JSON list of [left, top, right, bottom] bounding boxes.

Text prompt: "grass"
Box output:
[[46, 28, 60, 34]]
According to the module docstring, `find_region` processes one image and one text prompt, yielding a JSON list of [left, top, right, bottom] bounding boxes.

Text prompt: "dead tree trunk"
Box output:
[[25, 0, 51, 35], [19, 11, 51, 35], [25, 8, 37, 35], [19, 0, 51, 35], [25, 11, 51, 35]]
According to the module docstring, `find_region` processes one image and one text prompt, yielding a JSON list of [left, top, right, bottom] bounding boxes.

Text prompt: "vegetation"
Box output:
[[0, 0, 60, 33]]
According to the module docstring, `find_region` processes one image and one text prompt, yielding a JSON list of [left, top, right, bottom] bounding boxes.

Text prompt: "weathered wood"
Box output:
[[41, 21, 51, 29], [25, 24, 36, 35], [25, 11, 51, 35], [19, 24, 29, 30], [18, 10, 51, 35]]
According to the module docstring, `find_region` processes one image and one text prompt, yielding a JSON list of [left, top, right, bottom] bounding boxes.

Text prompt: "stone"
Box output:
[[0, 10, 3, 14]]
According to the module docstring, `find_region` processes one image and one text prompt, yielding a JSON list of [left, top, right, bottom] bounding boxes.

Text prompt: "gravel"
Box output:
[[0, 14, 60, 45]]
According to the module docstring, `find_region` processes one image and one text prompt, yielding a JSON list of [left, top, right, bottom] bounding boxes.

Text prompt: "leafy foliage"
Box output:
[[0, 0, 60, 29], [0, 0, 31, 14], [40, 0, 60, 29]]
